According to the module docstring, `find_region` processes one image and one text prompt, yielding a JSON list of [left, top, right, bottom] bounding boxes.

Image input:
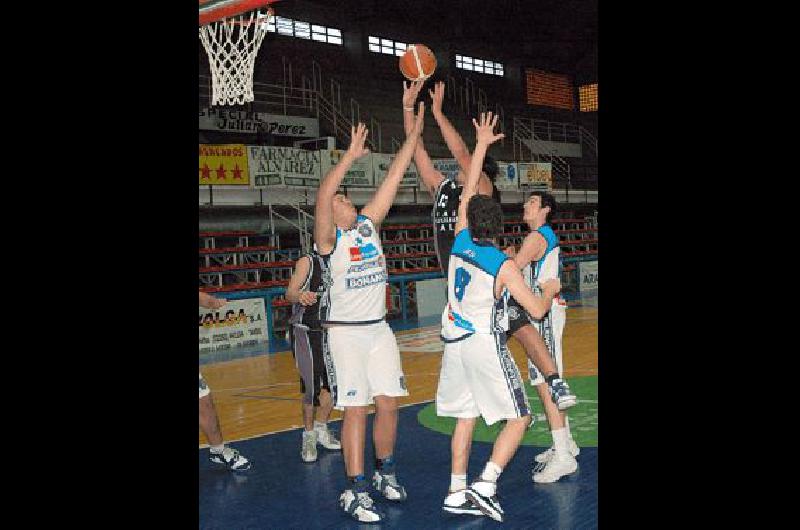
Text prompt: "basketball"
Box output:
[[399, 44, 437, 81]]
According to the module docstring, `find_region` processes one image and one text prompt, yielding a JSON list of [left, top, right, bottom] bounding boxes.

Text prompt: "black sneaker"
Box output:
[[443, 489, 483, 516], [549, 377, 578, 410], [209, 448, 251, 471], [464, 480, 504, 522], [339, 489, 384, 523]]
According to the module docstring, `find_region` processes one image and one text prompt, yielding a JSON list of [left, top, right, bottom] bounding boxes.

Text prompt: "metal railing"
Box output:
[[512, 117, 572, 186], [268, 202, 315, 255], [578, 125, 598, 156]]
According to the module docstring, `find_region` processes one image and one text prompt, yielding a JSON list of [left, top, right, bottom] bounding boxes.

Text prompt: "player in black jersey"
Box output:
[[286, 249, 341, 463], [402, 80, 576, 411]]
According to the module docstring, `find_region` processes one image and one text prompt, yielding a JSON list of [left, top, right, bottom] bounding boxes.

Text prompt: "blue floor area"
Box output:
[[199, 403, 597, 529]]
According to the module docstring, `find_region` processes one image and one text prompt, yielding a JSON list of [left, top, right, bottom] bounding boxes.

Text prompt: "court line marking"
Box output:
[[200, 396, 599, 448], [199, 397, 437, 448]]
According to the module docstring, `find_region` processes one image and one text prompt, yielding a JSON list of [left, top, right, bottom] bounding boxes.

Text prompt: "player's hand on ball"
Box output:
[[298, 291, 318, 306], [473, 112, 505, 146], [346, 123, 370, 160]]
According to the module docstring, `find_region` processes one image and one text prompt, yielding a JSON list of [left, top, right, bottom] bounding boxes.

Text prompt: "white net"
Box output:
[[199, 9, 271, 106]]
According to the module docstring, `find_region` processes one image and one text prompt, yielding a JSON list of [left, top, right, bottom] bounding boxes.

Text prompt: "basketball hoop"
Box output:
[[199, 7, 273, 106]]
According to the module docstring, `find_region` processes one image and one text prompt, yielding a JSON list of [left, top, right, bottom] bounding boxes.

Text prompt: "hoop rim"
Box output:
[[199, 0, 278, 26]]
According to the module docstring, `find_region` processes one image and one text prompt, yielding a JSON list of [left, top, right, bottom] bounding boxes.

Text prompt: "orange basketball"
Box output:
[[399, 44, 437, 81]]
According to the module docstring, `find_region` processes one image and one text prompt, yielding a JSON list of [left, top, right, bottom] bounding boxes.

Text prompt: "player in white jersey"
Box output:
[[198, 291, 250, 471], [403, 81, 576, 411], [314, 108, 425, 523], [507, 192, 579, 483], [436, 112, 561, 522]]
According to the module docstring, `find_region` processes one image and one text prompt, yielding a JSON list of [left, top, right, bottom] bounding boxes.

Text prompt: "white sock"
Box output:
[[480, 461, 503, 483], [450, 474, 467, 492], [552, 427, 570, 455], [565, 416, 573, 440], [303, 429, 316, 438], [210, 444, 225, 454], [314, 420, 327, 431]]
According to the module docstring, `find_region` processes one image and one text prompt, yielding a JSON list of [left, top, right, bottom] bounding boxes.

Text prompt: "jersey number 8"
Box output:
[[454, 267, 471, 301]]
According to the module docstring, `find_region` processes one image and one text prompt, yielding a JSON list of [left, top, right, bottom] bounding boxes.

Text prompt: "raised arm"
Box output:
[[314, 123, 370, 253], [361, 101, 425, 225], [454, 112, 505, 233], [285, 256, 317, 306], [514, 231, 547, 269], [199, 291, 227, 309], [403, 81, 443, 195], [499, 263, 560, 319], [430, 81, 472, 176]]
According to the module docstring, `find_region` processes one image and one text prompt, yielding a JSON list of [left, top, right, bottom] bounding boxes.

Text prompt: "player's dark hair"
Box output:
[[491, 184, 501, 203], [530, 191, 557, 223], [467, 194, 503, 241]]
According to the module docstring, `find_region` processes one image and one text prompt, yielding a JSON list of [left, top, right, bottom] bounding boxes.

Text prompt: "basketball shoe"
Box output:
[[209, 447, 251, 471], [534, 438, 580, 463], [532, 451, 578, 483], [549, 378, 577, 410], [301, 430, 318, 462], [339, 489, 383, 523], [465, 480, 504, 522], [443, 489, 483, 516], [314, 422, 341, 450]]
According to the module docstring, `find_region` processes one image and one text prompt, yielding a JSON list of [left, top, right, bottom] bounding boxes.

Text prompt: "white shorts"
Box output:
[[199, 372, 210, 399], [325, 321, 408, 408], [528, 302, 567, 385], [436, 332, 531, 426]]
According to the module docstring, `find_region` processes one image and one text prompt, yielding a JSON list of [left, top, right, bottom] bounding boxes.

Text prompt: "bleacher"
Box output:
[[198, 206, 597, 341]]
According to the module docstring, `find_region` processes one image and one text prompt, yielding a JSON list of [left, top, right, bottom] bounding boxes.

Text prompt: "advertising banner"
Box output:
[[199, 298, 268, 353], [199, 144, 249, 186]]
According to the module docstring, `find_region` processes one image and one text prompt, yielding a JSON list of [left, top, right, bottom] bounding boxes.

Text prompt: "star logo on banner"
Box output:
[[199, 164, 212, 180], [231, 164, 244, 180], [215, 164, 227, 181]]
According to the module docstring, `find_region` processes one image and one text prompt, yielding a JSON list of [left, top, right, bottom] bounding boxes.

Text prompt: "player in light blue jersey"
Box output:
[[436, 113, 561, 522]]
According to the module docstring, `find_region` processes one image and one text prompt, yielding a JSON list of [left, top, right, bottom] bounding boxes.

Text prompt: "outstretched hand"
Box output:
[[472, 112, 505, 146], [346, 122, 370, 159], [428, 80, 445, 114], [403, 80, 425, 108]]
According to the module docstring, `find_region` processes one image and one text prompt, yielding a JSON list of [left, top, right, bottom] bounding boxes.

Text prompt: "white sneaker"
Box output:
[[373, 470, 407, 501], [464, 481, 504, 522], [534, 438, 580, 463], [208, 447, 251, 471], [443, 489, 483, 516], [301, 430, 318, 463], [339, 489, 383, 523], [532, 451, 578, 483], [315, 424, 341, 450]]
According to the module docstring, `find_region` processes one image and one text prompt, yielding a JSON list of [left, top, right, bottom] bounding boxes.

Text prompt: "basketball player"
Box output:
[[314, 107, 424, 523], [286, 250, 341, 463], [199, 291, 251, 471], [402, 80, 576, 410], [436, 112, 561, 522], [508, 192, 579, 483]]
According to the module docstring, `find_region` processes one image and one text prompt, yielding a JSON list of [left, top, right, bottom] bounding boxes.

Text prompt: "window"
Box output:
[[368, 35, 408, 56], [263, 16, 342, 45], [455, 53, 504, 76], [579, 83, 598, 112]]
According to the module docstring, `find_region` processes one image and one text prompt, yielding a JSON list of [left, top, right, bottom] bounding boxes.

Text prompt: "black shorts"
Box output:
[[506, 295, 533, 336], [290, 326, 331, 406]]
